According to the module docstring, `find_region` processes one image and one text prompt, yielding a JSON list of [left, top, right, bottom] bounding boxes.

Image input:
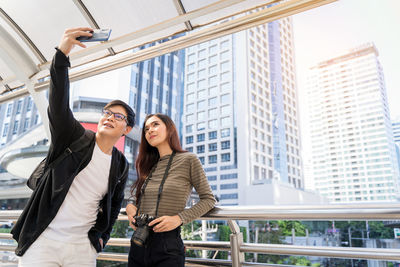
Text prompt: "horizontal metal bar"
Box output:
[[0, 233, 12, 239], [241, 243, 400, 261], [185, 258, 232, 266], [3, 203, 400, 222], [1, 236, 400, 262], [185, 240, 231, 251], [202, 203, 400, 220], [0, 244, 15, 252], [97, 252, 127, 262], [0, 210, 22, 220]]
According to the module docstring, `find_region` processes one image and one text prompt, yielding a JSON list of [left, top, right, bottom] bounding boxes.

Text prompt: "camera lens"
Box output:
[[132, 225, 149, 247]]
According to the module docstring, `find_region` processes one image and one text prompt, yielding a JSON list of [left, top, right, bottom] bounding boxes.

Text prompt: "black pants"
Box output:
[[128, 227, 185, 267]]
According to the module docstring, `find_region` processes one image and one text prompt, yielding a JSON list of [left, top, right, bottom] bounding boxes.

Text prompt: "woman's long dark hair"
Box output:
[[131, 113, 185, 201]]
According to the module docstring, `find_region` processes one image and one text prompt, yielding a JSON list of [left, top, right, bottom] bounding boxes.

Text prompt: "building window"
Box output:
[[186, 147, 193, 152], [198, 49, 206, 58], [207, 175, 217, 181], [24, 118, 30, 132], [221, 117, 231, 127], [186, 114, 194, 122], [197, 111, 205, 121], [208, 155, 217, 164], [186, 125, 193, 134], [2, 123, 9, 137], [209, 45, 217, 54], [220, 183, 238, 190], [220, 173, 238, 180], [207, 108, 217, 118], [208, 97, 217, 107], [254, 166, 259, 179], [197, 89, 206, 98], [197, 122, 205, 131], [186, 103, 194, 113], [209, 131, 217, 140], [186, 136, 193, 144], [187, 93, 195, 101], [220, 83, 230, 92], [209, 65, 217, 75], [209, 143, 217, 152], [16, 100, 22, 114], [6, 103, 12, 117], [12, 121, 19, 135], [221, 141, 230, 150], [199, 157, 205, 165], [221, 153, 230, 162], [197, 145, 205, 154], [208, 119, 218, 129], [221, 93, 230, 104], [220, 193, 238, 200], [221, 128, 230, 137], [27, 97, 33, 111], [197, 100, 206, 110]]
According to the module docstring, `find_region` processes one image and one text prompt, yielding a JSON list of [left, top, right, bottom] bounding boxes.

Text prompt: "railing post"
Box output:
[[228, 220, 244, 267]]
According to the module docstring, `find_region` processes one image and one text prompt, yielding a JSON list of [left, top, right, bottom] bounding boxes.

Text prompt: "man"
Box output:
[[11, 28, 135, 266]]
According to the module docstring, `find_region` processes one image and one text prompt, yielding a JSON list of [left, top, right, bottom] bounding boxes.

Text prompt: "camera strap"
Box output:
[[136, 151, 176, 217]]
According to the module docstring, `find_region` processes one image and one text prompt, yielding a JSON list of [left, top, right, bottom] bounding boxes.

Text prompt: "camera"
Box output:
[[132, 214, 156, 246]]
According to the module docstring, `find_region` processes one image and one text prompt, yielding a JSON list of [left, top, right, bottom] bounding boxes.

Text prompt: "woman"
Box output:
[[126, 113, 216, 266]]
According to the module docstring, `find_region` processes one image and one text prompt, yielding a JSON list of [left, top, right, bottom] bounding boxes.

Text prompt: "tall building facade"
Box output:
[[130, 42, 185, 131], [307, 43, 400, 203], [182, 16, 304, 206], [0, 96, 42, 147]]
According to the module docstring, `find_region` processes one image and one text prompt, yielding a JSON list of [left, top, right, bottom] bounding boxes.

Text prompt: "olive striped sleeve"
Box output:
[[178, 154, 216, 224]]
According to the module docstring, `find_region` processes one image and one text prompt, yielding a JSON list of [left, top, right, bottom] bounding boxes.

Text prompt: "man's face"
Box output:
[[97, 105, 132, 138]]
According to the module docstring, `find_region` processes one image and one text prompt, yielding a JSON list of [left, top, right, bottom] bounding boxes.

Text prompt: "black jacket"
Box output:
[[11, 49, 129, 256]]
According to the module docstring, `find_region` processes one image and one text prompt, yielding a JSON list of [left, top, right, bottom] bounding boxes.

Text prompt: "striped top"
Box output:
[[135, 152, 216, 224]]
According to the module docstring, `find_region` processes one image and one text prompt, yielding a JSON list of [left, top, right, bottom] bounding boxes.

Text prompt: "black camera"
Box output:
[[132, 214, 156, 246]]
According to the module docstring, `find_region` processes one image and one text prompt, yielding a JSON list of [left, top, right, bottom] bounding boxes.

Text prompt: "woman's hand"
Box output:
[[148, 215, 182, 232], [58, 27, 93, 56], [126, 203, 137, 230]]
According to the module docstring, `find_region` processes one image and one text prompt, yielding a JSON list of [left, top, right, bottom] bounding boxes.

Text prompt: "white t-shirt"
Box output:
[[42, 142, 111, 243]]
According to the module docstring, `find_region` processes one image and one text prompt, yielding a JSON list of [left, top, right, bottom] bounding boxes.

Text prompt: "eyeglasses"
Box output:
[[102, 109, 127, 122]]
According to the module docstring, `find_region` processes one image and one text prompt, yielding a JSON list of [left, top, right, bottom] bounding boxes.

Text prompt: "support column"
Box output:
[[228, 220, 244, 267]]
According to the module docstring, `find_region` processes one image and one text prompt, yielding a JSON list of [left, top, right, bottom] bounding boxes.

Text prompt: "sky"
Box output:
[[291, 0, 400, 158]]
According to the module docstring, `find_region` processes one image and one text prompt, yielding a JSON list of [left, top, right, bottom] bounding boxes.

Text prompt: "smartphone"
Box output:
[[77, 29, 112, 42]]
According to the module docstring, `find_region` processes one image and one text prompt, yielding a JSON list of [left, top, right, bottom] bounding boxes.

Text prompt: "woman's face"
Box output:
[[144, 116, 169, 148]]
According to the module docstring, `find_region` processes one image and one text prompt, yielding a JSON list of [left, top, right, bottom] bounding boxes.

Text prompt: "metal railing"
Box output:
[[1, 203, 400, 266]]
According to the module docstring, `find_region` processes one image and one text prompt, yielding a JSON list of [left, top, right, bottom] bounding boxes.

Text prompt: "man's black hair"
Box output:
[[104, 100, 135, 127]]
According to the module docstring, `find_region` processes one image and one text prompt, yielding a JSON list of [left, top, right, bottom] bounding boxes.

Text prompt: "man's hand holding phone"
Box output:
[[77, 29, 112, 42], [58, 28, 112, 57], [58, 27, 93, 57]]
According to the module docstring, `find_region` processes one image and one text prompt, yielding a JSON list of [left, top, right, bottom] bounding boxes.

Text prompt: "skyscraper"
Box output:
[[182, 16, 305, 206], [307, 43, 400, 203]]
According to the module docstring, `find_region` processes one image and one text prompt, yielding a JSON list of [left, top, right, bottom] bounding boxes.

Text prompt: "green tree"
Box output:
[[277, 221, 309, 237], [181, 221, 202, 258]]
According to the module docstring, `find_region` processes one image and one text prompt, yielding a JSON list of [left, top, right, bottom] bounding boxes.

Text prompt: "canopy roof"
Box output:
[[0, 0, 335, 104]]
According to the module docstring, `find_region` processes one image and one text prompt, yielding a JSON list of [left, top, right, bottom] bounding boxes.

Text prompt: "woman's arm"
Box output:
[[178, 155, 216, 224]]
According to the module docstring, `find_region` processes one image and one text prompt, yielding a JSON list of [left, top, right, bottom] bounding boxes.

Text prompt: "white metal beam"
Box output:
[[0, 8, 47, 64], [0, 25, 39, 83]]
